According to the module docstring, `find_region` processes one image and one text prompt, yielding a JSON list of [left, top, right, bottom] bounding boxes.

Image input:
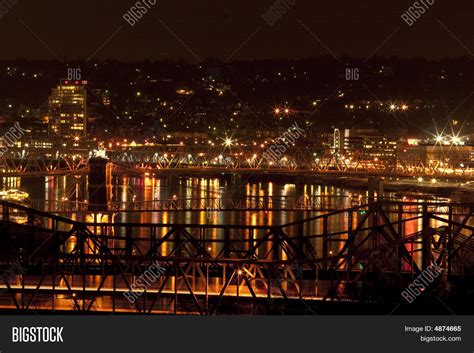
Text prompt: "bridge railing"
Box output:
[[18, 196, 462, 217], [21, 195, 367, 213], [0, 200, 473, 314]]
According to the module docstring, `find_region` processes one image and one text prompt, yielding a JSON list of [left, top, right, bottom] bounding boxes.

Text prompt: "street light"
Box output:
[[452, 135, 462, 145], [222, 135, 235, 148]]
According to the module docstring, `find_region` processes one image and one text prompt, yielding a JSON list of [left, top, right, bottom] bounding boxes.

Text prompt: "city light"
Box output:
[[451, 135, 464, 145], [222, 136, 235, 148]]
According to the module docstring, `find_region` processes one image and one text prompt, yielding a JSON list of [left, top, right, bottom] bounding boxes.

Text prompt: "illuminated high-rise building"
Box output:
[[48, 80, 87, 139], [342, 129, 398, 160]]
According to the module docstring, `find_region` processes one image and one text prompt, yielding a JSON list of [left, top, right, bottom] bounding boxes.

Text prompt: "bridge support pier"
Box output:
[[231, 173, 242, 185], [295, 176, 305, 196], [368, 177, 384, 202], [164, 174, 174, 186], [218, 175, 232, 186], [88, 157, 111, 212]]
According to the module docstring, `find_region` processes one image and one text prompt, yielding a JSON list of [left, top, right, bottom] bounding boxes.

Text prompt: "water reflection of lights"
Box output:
[[0, 189, 29, 202]]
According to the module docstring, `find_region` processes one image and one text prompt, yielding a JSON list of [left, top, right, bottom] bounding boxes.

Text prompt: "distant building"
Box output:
[[401, 144, 474, 167], [48, 80, 88, 140], [338, 128, 398, 159]]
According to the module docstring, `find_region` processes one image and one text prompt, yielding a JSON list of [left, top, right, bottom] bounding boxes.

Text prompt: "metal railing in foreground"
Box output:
[[0, 200, 472, 314]]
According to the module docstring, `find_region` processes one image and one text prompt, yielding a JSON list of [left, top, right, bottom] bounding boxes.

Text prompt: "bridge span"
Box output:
[[0, 146, 473, 180], [0, 200, 472, 314]]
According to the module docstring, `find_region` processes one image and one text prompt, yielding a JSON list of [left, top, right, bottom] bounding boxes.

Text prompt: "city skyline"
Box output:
[[1, 57, 472, 140]]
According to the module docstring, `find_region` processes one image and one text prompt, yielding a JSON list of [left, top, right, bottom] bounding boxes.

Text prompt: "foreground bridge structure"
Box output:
[[0, 200, 473, 314]]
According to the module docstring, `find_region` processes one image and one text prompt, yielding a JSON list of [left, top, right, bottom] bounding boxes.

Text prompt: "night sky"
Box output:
[[0, 0, 472, 61]]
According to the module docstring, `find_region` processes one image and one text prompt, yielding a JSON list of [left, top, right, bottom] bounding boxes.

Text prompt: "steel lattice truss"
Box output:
[[0, 152, 88, 176], [0, 146, 472, 179], [109, 146, 474, 179], [0, 200, 473, 314]]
